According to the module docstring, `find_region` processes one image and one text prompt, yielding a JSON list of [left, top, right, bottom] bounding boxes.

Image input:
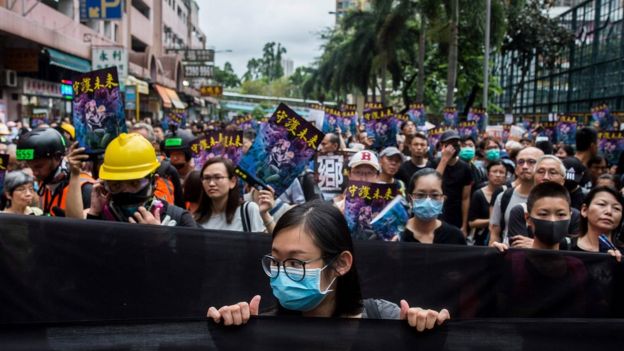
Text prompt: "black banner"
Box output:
[[2, 318, 624, 351], [1, 215, 624, 349]]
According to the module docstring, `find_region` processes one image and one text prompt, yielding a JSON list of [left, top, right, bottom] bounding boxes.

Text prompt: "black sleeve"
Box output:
[[436, 222, 467, 245], [507, 204, 529, 237], [396, 163, 408, 185], [463, 162, 474, 187], [81, 183, 93, 209]]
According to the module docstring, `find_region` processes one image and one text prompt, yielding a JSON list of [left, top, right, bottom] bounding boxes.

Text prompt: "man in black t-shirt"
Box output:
[[435, 130, 473, 235], [396, 133, 434, 185]]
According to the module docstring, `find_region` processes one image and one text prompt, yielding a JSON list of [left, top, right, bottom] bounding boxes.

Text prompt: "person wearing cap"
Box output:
[[379, 146, 406, 196], [333, 150, 381, 212], [562, 157, 586, 211], [1, 170, 42, 215], [65, 133, 196, 227], [15, 128, 94, 216], [435, 130, 473, 235], [396, 133, 434, 185]]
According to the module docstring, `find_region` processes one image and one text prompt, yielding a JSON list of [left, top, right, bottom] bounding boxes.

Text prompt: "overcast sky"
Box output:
[[199, 0, 335, 77]]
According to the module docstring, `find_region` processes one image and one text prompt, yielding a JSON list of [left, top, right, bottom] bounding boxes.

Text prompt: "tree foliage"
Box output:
[[213, 62, 240, 88]]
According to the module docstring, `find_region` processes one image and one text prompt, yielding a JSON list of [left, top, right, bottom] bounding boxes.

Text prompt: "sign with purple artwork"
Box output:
[[190, 130, 244, 170], [344, 180, 400, 240]]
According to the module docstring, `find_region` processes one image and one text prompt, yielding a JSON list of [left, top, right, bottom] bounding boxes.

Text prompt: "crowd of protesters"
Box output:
[[2, 114, 624, 328]]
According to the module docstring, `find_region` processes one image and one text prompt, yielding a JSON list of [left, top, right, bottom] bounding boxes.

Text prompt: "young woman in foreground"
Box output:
[[207, 201, 450, 332]]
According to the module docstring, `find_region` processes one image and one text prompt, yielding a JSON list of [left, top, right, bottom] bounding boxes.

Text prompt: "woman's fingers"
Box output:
[[437, 309, 451, 325], [207, 306, 221, 323], [219, 306, 234, 326], [608, 249, 622, 262], [230, 304, 243, 325]]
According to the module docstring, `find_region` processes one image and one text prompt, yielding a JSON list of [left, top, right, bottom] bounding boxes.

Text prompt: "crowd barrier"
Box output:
[[1, 215, 624, 349]]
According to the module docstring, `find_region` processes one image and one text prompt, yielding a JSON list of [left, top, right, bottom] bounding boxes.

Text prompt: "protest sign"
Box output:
[[407, 103, 426, 127], [72, 67, 126, 154], [190, 130, 243, 170], [30, 111, 48, 129], [592, 104, 614, 131], [370, 195, 409, 241], [344, 180, 400, 239], [322, 106, 340, 134], [0, 154, 8, 196], [557, 115, 577, 145], [502, 124, 511, 143], [232, 115, 256, 131], [338, 107, 358, 136], [306, 103, 325, 130], [443, 106, 458, 128], [362, 106, 397, 150], [236, 103, 323, 196], [162, 109, 187, 131], [315, 152, 348, 195], [598, 131, 624, 165], [486, 125, 504, 142], [467, 107, 487, 131], [458, 121, 478, 141], [427, 127, 447, 153]]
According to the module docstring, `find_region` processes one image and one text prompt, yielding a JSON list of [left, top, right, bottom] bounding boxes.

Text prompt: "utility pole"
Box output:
[[483, 0, 491, 127]]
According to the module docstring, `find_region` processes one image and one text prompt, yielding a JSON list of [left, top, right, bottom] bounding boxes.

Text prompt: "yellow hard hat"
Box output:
[[99, 133, 160, 181], [60, 122, 75, 140]]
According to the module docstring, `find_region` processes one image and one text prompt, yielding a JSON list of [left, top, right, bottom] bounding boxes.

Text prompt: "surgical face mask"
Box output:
[[412, 198, 443, 221], [270, 264, 336, 312], [486, 149, 501, 161], [459, 147, 476, 162], [529, 217, 570, 245]]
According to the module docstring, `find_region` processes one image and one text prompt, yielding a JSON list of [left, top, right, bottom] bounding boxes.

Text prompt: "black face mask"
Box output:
[[111, 183, 153, 207], [172, 162, 186, 170], [529, 217, 570, 246]]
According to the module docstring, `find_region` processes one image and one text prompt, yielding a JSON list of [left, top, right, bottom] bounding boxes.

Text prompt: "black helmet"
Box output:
[[163, 129, 196, 161], [16, 128, 66, 161]]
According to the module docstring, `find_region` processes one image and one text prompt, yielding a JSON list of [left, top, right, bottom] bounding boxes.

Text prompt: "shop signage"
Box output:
[[166, 49, 215, 62], [200, 85, 223, 97], [21, 78, 62, 98], [92, 47, 128, 86]]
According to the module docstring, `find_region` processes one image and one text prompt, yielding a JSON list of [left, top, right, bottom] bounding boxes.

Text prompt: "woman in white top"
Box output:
[[196, 157, 275, 233]]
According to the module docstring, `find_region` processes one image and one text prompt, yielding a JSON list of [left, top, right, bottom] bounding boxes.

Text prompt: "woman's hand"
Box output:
[[510, 235, 533, 248], [490, 241, 509, 253], [207, 295, 261, 326], [399, 300, 450, 332], [607, 249, 622, 262], [252, 186, 276, 215]]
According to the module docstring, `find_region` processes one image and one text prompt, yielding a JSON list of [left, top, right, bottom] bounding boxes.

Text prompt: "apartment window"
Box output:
[[132, 0, 150, 19]]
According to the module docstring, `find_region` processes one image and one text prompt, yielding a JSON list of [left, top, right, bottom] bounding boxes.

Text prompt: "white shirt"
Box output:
[[200, 202, 266, 232]]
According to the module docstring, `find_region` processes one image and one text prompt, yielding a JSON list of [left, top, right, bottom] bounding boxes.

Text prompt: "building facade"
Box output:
[[493, 0, 624, 115], [0, 0, 208, 125]]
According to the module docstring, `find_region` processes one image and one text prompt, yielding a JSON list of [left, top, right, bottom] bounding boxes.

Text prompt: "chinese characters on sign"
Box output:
[[315, 154, 346, 193], [92, 47, 127, 88], [184, 65, 213, 78], [166, 49, 215, 62], [190, 130, 244, 170], [199, 85, 223, 97]]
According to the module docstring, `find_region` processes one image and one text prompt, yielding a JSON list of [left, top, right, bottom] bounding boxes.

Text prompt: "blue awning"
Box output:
[[45, 48, 91, 73]]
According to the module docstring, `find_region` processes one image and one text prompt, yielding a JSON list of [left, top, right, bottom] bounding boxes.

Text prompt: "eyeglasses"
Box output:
[[411, 192, 444, 201], [517, 159, 537, 166], [351, 170, 377, 178], [13, 185, 35, 193], [201, 175, 228, 183], [535, 169, 564, 177], [103, 178, 150, 194], [261, 255, 324, 282]]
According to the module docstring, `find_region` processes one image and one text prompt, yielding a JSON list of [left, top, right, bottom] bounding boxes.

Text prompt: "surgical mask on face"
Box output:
[[412, 198, 443, 221], [486, 149, 501, 161], [270, 265, 336, 312], [529, 217, 570, 245], [459, 147, 475, 162]]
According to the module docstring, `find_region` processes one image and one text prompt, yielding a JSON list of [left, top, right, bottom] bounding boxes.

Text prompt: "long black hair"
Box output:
[[271, 200, 363, 317], [194, 157, 240, 224]]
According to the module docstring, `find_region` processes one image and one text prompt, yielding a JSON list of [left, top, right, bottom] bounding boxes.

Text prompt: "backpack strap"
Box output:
[[240, 201, 251, 232], [499, 187, 515, 233], [362, 299, 382, 319]]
